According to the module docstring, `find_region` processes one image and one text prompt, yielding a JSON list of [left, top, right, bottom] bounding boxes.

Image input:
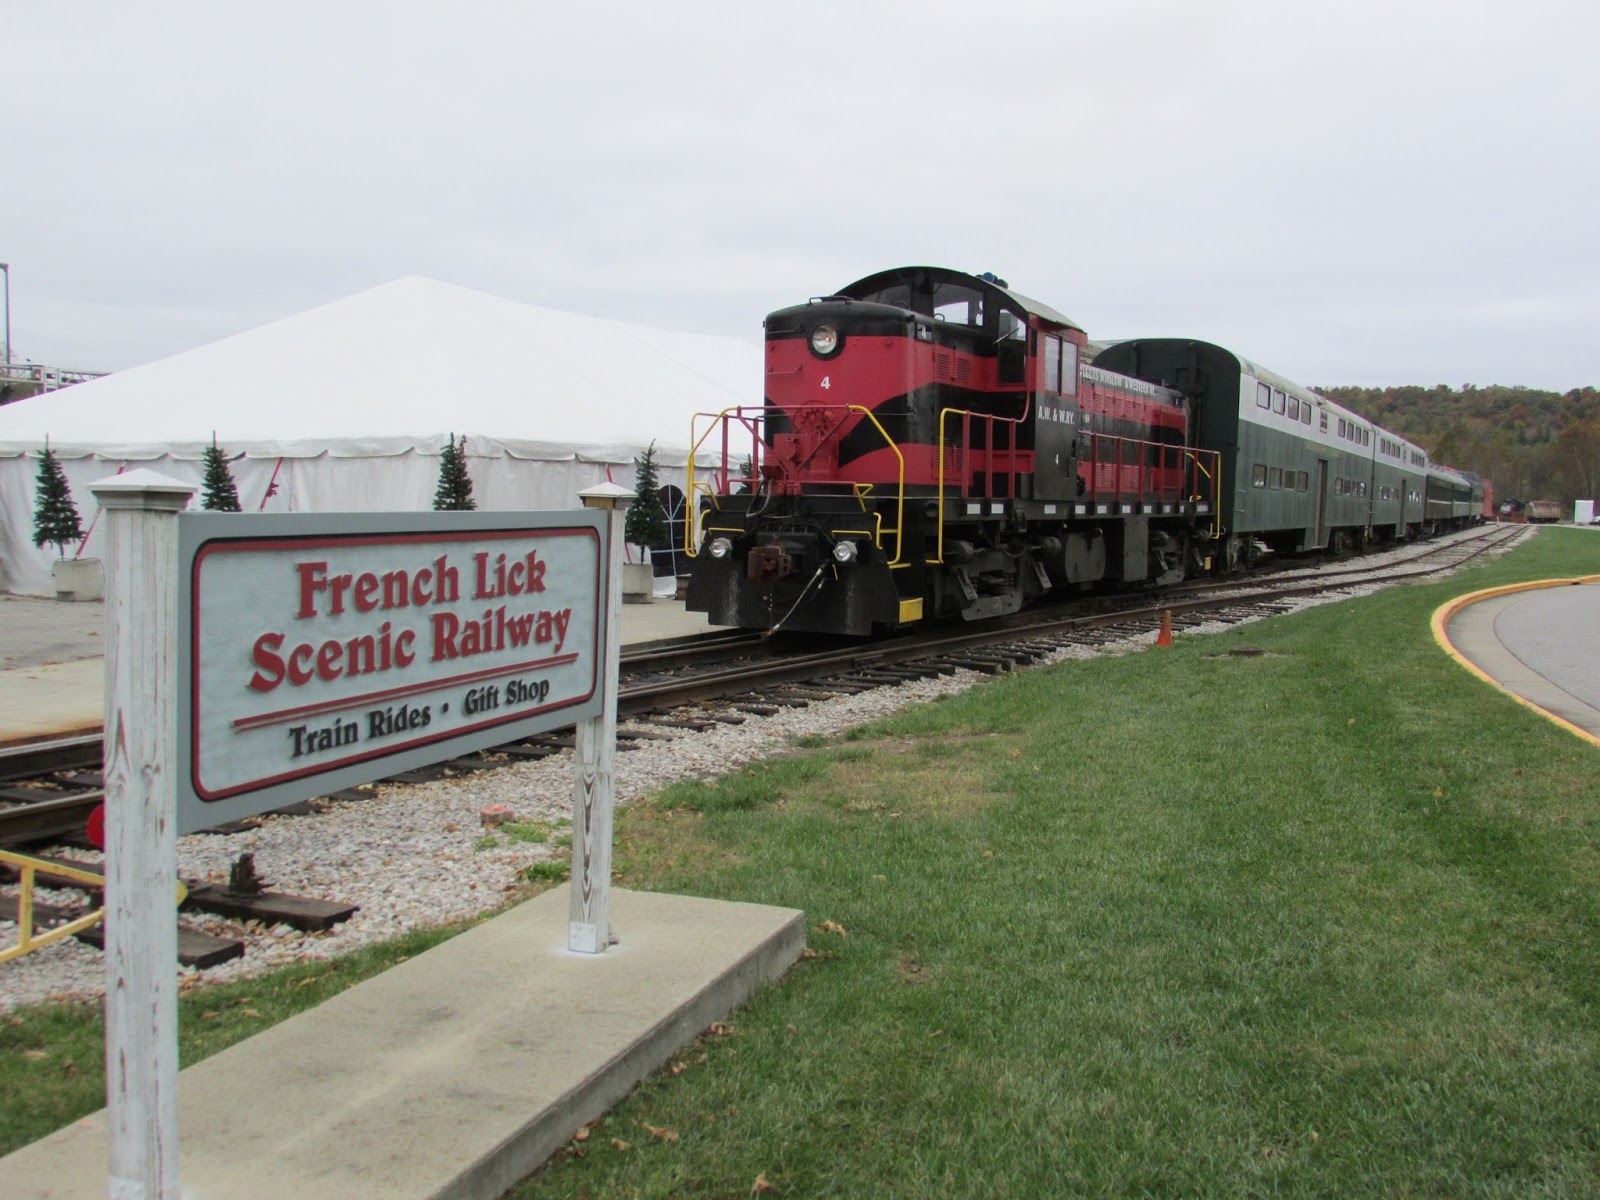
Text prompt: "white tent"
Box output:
[[0, 277, 760, 595]]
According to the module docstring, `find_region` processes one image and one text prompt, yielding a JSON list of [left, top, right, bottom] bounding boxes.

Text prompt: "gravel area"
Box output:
[[0, 526, 1531, 1011]]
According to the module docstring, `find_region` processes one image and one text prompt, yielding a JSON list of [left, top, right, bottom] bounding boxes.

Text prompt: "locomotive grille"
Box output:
[[933, 352, 974, 384]]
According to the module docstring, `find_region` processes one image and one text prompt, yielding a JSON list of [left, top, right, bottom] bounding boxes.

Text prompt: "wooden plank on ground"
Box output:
[[183, 885, 358, 932], [75, 923, 245, 970]]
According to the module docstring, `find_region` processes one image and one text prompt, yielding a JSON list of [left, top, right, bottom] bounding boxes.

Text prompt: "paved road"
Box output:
[[1491, 583, 1600, 711]]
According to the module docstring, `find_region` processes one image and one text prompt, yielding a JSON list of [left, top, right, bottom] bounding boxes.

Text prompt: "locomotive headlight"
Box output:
[[708, 537, 733, 560], [809, 324, 841, 357], [832, 540, 858, 564]]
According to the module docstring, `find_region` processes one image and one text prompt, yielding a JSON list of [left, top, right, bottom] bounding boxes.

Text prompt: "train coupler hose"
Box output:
[[763, 563, 829, 638]]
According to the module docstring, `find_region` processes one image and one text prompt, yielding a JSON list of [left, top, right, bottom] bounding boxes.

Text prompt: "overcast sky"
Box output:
[[3, 1, 1596, 391]]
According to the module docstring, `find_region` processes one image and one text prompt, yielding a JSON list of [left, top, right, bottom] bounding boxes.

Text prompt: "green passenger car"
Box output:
[[1093, 340, 1437, 568]]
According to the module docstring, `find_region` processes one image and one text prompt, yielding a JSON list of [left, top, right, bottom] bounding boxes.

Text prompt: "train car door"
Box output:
[[1315, 460, 1329, 547]]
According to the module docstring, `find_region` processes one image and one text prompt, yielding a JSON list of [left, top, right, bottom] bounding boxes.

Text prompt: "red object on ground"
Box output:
[[86, 802, 106, 850]]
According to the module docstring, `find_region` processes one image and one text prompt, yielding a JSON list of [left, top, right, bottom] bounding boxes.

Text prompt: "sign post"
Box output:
[[569, 482, 634, 953], [91, 468, 195, 1200]]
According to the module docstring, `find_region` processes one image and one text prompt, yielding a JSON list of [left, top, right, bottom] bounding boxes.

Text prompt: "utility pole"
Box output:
[[1, 262, 10, 367]]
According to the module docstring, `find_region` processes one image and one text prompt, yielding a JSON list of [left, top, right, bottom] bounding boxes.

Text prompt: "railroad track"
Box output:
[[0, 524, 1526, 851]]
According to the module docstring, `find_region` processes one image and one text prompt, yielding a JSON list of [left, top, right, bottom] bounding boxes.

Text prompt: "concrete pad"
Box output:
[[0, 886, 806, 1200], [0, 659, 102, 749]]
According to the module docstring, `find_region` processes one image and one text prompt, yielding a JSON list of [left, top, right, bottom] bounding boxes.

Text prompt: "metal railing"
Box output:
[[685, 405, 908, 566], [0, 849, 106, 963]]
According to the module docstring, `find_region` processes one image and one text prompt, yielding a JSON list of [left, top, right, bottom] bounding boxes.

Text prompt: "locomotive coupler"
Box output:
[[747, 539, 794, 584]]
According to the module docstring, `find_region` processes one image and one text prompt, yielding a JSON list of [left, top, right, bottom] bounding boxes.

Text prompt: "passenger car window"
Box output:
[[1257, 382, 1271, 408], [1252, 464, 1267, 488], [1274, 390, 1286, 414]]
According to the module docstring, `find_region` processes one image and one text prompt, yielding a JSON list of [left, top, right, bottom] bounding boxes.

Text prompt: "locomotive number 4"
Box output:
[[820, 376, 830, 390]]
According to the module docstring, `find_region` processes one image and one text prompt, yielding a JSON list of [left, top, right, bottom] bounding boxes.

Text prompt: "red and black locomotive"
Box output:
[[684, 266, 1220, 635]]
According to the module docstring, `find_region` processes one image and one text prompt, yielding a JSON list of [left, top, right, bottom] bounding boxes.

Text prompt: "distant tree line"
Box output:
[[1319, 383, 1600, 506]]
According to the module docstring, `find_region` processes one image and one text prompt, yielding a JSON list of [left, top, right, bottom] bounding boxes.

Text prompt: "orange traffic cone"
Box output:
[[1155, 610, 1174, 648]]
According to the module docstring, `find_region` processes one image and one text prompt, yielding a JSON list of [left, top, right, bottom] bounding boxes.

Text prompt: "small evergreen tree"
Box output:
[[200, 435, 242, 512], [32, 442, 83, 559], [624, 441, 670, 552], [433, 433, 477, 510]]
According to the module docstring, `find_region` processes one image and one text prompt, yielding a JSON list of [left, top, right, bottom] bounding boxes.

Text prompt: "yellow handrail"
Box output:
[[684, 404, 907, 566], [0, 848, 190, 964], [684, 406, 762, 557], [0, 849, 107, 964], [935, 405, 1029, 564], [1184, 449, 1222, 538]]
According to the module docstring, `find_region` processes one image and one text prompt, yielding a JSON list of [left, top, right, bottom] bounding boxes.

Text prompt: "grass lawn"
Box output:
[[6, 528, 1600, 1197]]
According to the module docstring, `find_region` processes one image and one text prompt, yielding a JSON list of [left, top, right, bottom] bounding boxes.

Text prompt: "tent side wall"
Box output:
[[0, 445, 696, 597]]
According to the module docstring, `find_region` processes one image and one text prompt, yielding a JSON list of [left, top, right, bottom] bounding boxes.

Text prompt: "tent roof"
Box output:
[[0, 277, 761, 458]]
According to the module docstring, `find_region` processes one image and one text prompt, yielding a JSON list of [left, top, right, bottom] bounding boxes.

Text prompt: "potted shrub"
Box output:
[[33, 442, 101, 601], [623, 443, 670, 603]]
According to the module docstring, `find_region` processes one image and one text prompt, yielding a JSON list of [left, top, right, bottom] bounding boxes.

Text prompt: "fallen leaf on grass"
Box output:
[[240, 1009, 262, 1019], [753, 1173, 778, 1194], [818, 920, 847, 937], [708, 1021, 734, 1037], [573, 1126, 591, 1142], [610, 1138, 630, 1152], [669, 1060, 688, 1075], [21, 1049, 48, 1061], [643, 1123, 679, 1143]]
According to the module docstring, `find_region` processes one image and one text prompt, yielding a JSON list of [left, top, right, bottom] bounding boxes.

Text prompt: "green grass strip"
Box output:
[[4, 529, 1599, 1197]]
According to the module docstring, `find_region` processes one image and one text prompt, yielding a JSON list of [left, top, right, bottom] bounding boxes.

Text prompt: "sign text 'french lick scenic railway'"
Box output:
[[178, 510, 605, 832]]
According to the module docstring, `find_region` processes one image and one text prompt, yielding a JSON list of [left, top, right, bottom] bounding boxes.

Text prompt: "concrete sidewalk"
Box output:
[[0, 885, 806, 1199]]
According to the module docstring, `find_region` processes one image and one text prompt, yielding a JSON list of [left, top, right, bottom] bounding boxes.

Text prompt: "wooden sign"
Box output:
[[176, 511, 605, 834]]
